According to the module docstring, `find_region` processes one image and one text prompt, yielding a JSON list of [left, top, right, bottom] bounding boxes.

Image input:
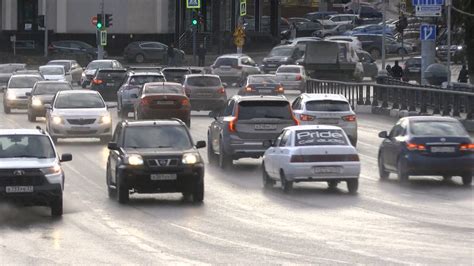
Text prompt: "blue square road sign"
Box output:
[[412, 0, 444, 5], [420, 24, 436, 41]]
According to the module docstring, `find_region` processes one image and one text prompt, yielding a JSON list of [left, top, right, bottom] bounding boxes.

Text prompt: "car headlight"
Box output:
[[41, 164, 61, 175], [457, 45, 463, 50], [52, 116, 63, 125], [32, 97, 42, 106], [280, 57, 289, 62], [125, 154, 144, 166], [99, 115, 112, 124], [182, 152, 201, 165], [435, 47, 439, 51], [6, 93, 16, 100]]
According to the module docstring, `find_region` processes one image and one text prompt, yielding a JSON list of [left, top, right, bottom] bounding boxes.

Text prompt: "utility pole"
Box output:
[[446, 0, 452, 84], [43, 0, 48, 57], [97, 0, 105, 60], [381, 0, 387, 71]]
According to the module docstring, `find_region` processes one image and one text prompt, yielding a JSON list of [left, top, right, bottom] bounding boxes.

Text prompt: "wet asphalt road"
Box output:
[[0, 89, 473, 264]]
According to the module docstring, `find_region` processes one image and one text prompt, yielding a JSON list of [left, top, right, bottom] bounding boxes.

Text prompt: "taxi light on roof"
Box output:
[[406, 142, 426, 151]]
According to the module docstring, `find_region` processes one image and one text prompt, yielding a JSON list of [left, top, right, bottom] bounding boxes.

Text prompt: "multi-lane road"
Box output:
[[0, 88, 473, 264]]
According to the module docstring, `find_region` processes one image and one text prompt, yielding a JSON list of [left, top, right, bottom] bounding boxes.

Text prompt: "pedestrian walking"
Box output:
[[290, 22, 297, 40], [458, 65, 469, 83], [385, 64, 392, 77], [391, 60, 403, 80], [198, 44, 207, 67], [167, 43, 176, 66]]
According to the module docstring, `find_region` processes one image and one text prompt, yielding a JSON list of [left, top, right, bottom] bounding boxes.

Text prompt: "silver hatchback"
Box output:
[[291, 93, 358, 146], [211, 54, 261, 86], [183, 74, 227, 112]]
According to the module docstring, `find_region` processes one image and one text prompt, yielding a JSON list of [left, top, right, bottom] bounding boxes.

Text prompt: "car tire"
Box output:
[[207, 134, 218, 165], [117, 177, 129, 204], [370, 48, 381, 59], [218, 139, 232, 169], [3, 103, 10, 114], [397, 158, 409, 184], [135, 54, 145, 63], [192, 180, 204, 203], [106, 165, 117, 199], [397, 48, 408, 55], [262, 162, 275, 188], [280, 171, 293, 193], [50, 194, 63, 217], [346, 179, 358, 194], [327, 180, 338, 189], [461, 173, 472, 186], [28, 112, 36, 122], [378, 153, 390, 180]]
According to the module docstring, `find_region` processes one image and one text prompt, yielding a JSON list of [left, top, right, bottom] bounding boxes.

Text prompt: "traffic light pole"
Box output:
[[97, 0, 105, 60], [446, 0, 452, 84], [192, 25, 197, 65], [43, 0, 48, 57]]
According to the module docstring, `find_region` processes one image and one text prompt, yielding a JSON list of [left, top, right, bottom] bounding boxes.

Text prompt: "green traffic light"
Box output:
[[97, 22, 103, 29], [192, 19, 197, 26]]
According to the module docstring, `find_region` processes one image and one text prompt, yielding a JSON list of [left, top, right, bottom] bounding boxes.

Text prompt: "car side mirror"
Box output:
[[107, 142, 118, 150], [131, 93, 138, 99], [60, 153, 72, 162], [378, 131, 388, 139], [44, 104, 52, 109], [195, 140, 206, 149], [25, 92, 31, 96], [263, 140, 274, 148]]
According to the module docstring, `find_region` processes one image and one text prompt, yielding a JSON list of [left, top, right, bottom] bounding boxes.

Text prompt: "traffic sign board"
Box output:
[[420, 24, 436, 41], [91, 16, 98, 26], [412, 0, 444, 5], [415, 5, 442, 16], [240, 0, 247, 16], [186, 0, 200, 9], [100, 30, 107, 46]]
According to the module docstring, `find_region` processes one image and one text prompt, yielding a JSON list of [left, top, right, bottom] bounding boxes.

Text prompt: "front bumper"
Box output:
[[284, 162, 361, 181], [49, 122, 112, 138], [405, 153, 474, 176], [225, 136, 269, 159], [5, 98, 28, 109], [118, 163, 204, 193]]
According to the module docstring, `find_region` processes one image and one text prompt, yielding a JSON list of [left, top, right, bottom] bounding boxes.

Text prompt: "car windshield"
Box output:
[[87, 61, 113, 70], [0, 135, 55, 158], [269, 47, 294, 57], [306, 100, 350, 111], [129, 75, 165, 85], [409, 121, 467, 136], [277, 67, 300, 74], [40, 67, 64, 75], [186, 76, 221, 87], [238, 101, 292, 120], [34, 83, 72, 95], [295, 129, 348, 146], [123, 126, 192, 149], [248, 76, 278, 84], [47, 61, 71, 71], [145, 85, 184, 94], [54, 93, 105, 109], [0, 65, 23, 73], [9, 76, 43, 88]]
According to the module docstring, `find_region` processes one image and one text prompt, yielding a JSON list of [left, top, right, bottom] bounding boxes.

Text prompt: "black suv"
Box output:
[[90, 68, 127, 101], [208, 95, 299, 169], [106, 119, 206, 203]]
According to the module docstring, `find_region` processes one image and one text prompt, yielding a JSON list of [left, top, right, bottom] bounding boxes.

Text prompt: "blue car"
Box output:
[[377, 116, 473, 185], [344, 24, 393, 36]]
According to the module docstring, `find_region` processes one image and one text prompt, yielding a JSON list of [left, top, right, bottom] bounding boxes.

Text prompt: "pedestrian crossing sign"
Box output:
[[186, 0, 200, 9]]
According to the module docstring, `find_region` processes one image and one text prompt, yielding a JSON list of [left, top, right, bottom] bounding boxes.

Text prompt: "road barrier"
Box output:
[[306, 78, 474, 120]]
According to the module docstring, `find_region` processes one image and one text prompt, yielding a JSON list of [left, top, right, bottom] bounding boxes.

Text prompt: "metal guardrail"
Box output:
[[306, 78, 474, 120]]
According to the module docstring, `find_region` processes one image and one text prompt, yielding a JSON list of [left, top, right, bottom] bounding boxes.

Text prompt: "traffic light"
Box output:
[[96, 14, 103, 30], [38, 15, 45, 28], [105, 14, 113, 28], [198, 13, 204, 25], [396, 15, 408, 34]]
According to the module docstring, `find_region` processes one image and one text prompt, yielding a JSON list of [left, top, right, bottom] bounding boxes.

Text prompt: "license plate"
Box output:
[[267, 64, 276, 67], [431, 146, 455, 153], [258, 89, 272, 94], [150, 173, 177, 181], [70, 126, 91, 131], [318, 119, 339, 124], [6, 186, 34, 193], [255, 124, 277, 130], [312, 167, 342, 174], [197, 93, 212, 97], [155, 100, 174, 105]]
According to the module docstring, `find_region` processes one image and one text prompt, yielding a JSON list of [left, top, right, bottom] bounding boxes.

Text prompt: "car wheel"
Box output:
[[327, 180, 338, 189], [370, 48, 381, 59], [207, 134, 218, 165], [192, 180, 204, 203], [50, 193, 63, 217], [346, 179, 359, 194], [106, 165, 117, 199], [397, 158, 409, 184], [3, 103, 10, 114], [262, 162, 275, 188], [378, 153, 390, 180], [28, 112, 36, 122], [461, 172, 472, 186], [117, 177, 129, 204], [135, 54, 145, 63], [397, 48, 408, 55], [280, 171, 293, 193], [218, 139, 232, 169]]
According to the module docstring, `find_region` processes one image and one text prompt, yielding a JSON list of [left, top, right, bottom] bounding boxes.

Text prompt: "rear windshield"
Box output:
[[305, 100, 350, 112], [277, 67, 301, 74], [97, 70, 126, 80], [409, 121, 467, 136], [214, 58, 238, 67], [87, 61, 113, 70], [248, 76, 278, 84], [123, 125, 192, 150], [186, 76, 221, 87], [269, 47, 294, 57], [145, 85, 184, 94], [295, 129, 348, 146], [40, 67, 64, 75], [9, 76, 43, 88], [54, 93, 105, 109], [238, 101, 291, 120], [34, 83, 72, 95], [129, 75, 165, 85]]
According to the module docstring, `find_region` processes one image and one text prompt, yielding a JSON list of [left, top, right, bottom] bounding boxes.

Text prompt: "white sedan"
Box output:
[[262, 125, 360, 193]]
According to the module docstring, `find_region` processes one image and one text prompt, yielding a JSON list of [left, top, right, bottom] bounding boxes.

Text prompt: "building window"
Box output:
[[18, 0, 39, 31]]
